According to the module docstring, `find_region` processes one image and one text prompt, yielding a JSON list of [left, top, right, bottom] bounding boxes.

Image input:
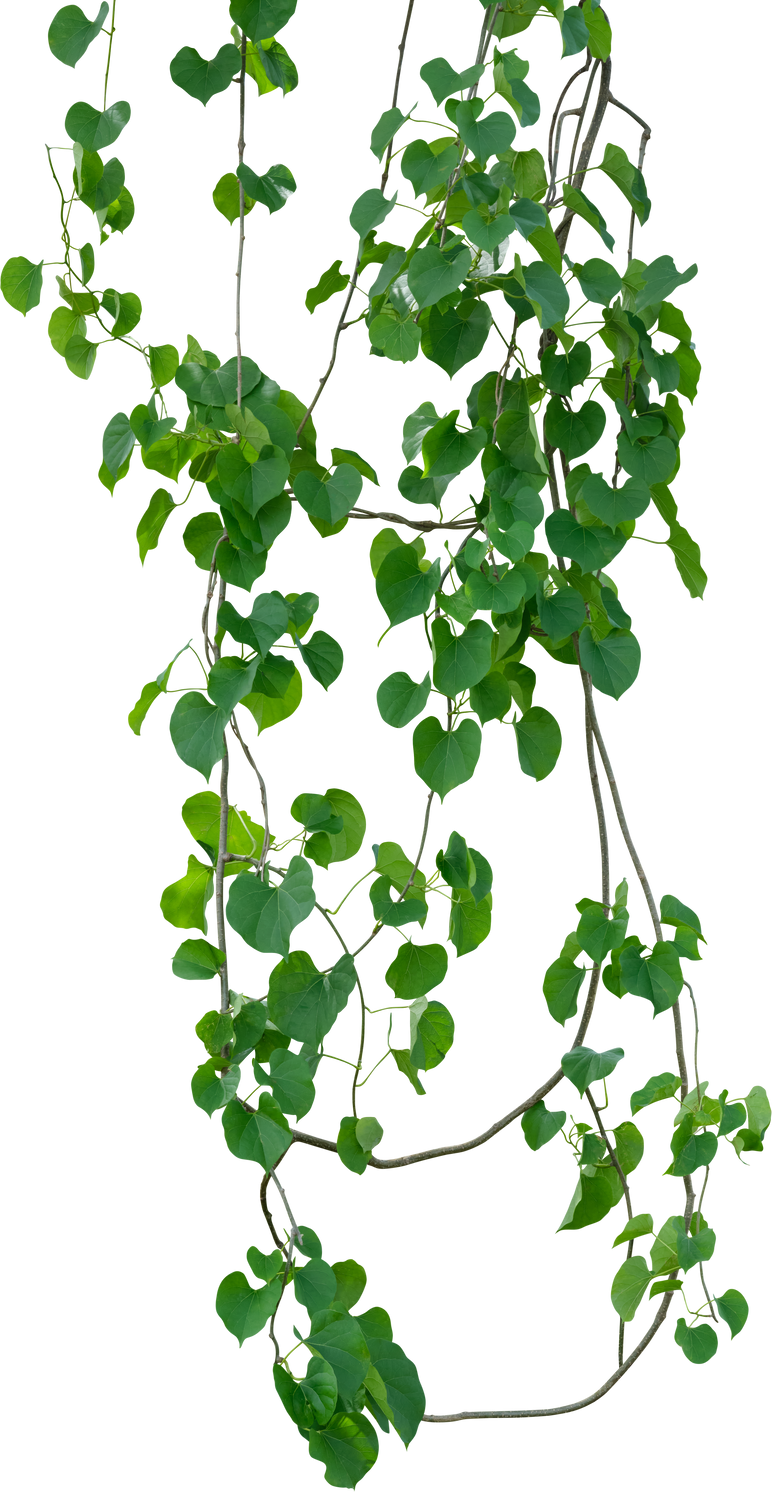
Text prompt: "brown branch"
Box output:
[[423, 1291, 676, 1420], [349, 507, 478, 532], [380, 0, 415, 192]]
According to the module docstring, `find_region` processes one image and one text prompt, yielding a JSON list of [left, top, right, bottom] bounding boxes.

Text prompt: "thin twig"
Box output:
[[236, 33, 247, 404], [380, 0, 415, 192], [298, 256, 361, 438]]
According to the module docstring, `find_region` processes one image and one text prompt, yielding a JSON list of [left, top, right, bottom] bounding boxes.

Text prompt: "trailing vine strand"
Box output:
[[5, 0, 767, 1484]]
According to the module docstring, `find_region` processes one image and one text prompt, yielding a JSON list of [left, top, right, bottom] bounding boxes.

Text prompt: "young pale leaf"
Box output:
[[562, 1045, 625, 1096], [170, 693, 228, 780], [514, 706, 561, 781], [578, 629, 641, 700], [222, 1092, 292, 1169], [537, 954, 588, 1026], [227, 856, 315, 957], [374, 671, 433, 728]]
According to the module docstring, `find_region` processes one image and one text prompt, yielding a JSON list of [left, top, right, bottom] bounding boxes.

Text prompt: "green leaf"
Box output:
[[423, 412, 487, 479], [149, 343, 179, 388], [522, 260, 569, 329], [370, 105, 410, 161], [306, 1306, 372, 1403], [304, 788, 366, 867], [298, 631, 344, 690], [247, 1244, 284, 1283], [612, 1120, 644, 1175], [579, 629, 641, 700], [675, 1221, 715, 1274], [169, 692, 227, 780], [561, 5, 589, 55], [582, 474, 650, 531], [390, 1048, 426, 1095], [617, 431, 676, 485], [337, 1110, 373, 1175], [636, 255, 698, 313], [370, 876, 427, 929], [542, 957, 586, 1025], [100, 408, 135, 477], [600, 143, 651, 225], [447, 889, 489, 960], [355, 1117, 383, 1153], [715, 1289, 749, 1340], [619, 941, 683, 1014], [420, 56, 485, 104], [575, 257, 623, 306], [745, 1084, 771, 1140], [213, 171, 256, 224], [521, 1100, 566, 1151], [361, 1336, 425, 1446], [254, 1046, 315, 1118], [222, 1091, 292, 1169], [227, 855, 315, 957], [410, 1000, 454, 1071], [230, 0, 297, 43], [613, 1213, 654, 1247], [672, 1131, 718, 1176], [48, 3, 109, 66], [585, 4, 612, 59], [136, 488, 175, 563], [242, 666, 302, 734], [573, 901, 630, 960], [231, 1001, 269, 1062], [462, 208, 513, 254], [170, 44, 240, 105], [376, 671, 430, 729], [469, 669, 511, 723], [215, 1271, 281, 1346], [630, 1072, 680, 1116], [306, 259, 350, 313], [541, 341, 591, 396], [62, 332, 97, 380], [217, 590, 289, 655], [674, 1318, 718, 1365], [559, 1170, 619, 1231], [420, 298, 494, 377], [333, 1260, 368, 1311], [432, 617, 493, 695], [349, 187, 396, 241], [562, 182, 614, 250], [544, 397, 606, 459], [413, 717, 481, 799], [386, 943, 447, 1001], [191, 1058, 240, 1116], [408, 244, 472, 312], [160, 855, 214, 933], [1, 256, 43, 316], [402, 138, 458, 198], [293, 1257, 338, 1320], [65, 99, 131, 151], [611, 1256, 651, 1321], [514, 706, 561, 781], [308, 1412, 378, 1488], [172, 938, 225, 980], [537, 584, 584, 641], [237, 161, 296, 214], [456, 103, 516, 167], [295, 463, 362, 525], [376, 546, 440, 625], [667, 522, 707, 599], [562, 1045, 624, 1096], [466, 565, 526, 614], [268, 951, 356, 1043]]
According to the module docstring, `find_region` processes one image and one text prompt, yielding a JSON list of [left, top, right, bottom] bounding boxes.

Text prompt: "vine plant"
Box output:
[[5, 0, 768, 1484]]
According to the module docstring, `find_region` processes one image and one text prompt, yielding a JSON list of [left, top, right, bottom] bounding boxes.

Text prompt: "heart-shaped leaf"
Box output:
[[294, 462, 362, 524]]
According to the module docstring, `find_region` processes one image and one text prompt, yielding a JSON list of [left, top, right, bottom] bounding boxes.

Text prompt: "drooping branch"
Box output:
[[298, 256, 361, 438], [421, 1289, 674, 1426]]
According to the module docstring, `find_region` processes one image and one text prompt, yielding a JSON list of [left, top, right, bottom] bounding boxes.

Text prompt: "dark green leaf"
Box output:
[[172, 938, 225, 980], [420, 56, 485, 105], [227, 855, 314, 957], [582, 473, 650, 531], [514, 705, 561, 780], [217, 590, 288, 656], [237, 161, 296, 213], [170, 44, 241, 105], [1, 256, 44, 316], [376, 670, 431, 728], [449, 888, 491, 955], [254, 1046, 315, 1118], [521, 1100, 566, 1151], [612, 1120, 644, 1175], [401, 138, 458, 198], [410, 999, 454, 1071], [65, 99, 131, 151], [268, 951, 356, 1044], [630, 1072, 680, 1116], [636, 255, 698, 314], [575, 257, 623, 306], [385, 943, 447, 1001], [715, 1289, 749, 1339], [413, 717, 481, 799], [558, 1170, 619, 1231], [295, 1257, 338, 1318], [667, 522, 707, 599], [231, 1001, 269, 1062], [333, 1260, 368, 1311], [617, 431, 676, 484], [600, 142, 651, 225], [420, 297, 493, 377], [613, 1213, 654, 1246], [578, 629, 641, 700], [336, 1117, 370, 1174], [432, 617, 493, 695], [363, 1337, 425, 1446], [330, 448, 378, 485], [674, 1317, 718, 1365], [611, 1256, 651, 1321], [221, 1091, 292, 1169], [306, 259, 350, 313], [136, 488, 175, 563], [308, 1412, 378, 1488], [48, 3, 109, 66], [562, 183, 614, 249], [537, 584, 585, 641], [522, 260, 570, 329], [544, 397, 606, 459], [675, 1220, 715, 1273], [672, 1131, 718, 1176], [230, 0, 297, 43], [349, 187, 396, 240], [390, 1048, 426, 1095], [298, 630, 344, 690], [456, 103, 515, 166]]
